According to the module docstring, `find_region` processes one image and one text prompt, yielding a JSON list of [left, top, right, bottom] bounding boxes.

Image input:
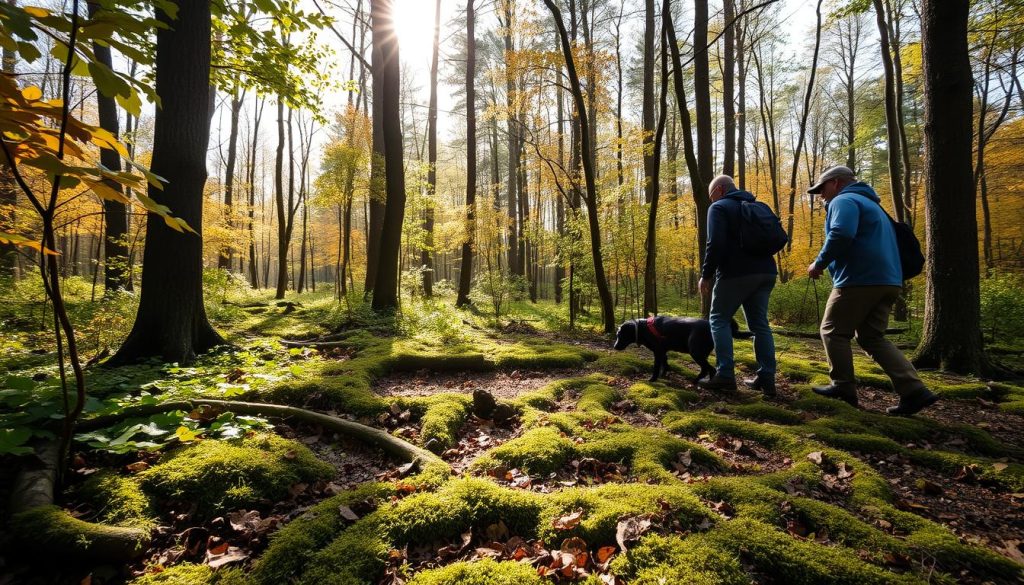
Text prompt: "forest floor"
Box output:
[[2, 291, 1024, 585]]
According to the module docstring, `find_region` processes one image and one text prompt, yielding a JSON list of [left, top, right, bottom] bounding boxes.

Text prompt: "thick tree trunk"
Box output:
[[371, 0, 406, 311], [456, 0, 476, 308], [88, 0, 129, 293], [109, 0, 224, 365], [913, 0, 992, 374], [364, 27, 385, 297]]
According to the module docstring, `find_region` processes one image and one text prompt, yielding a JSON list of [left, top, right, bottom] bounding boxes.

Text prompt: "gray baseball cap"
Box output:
[[807, 165, 855, 194]]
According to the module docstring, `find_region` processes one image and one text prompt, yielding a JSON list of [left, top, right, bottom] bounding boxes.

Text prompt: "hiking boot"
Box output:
[[698, 375, 737, 392], [744, 375, 777, 398], [812, 385, 859, 407], [886, 388, 939, 417]]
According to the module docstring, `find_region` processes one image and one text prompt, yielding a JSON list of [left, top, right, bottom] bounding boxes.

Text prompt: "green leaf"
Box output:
[[2, 375, 35, 391]]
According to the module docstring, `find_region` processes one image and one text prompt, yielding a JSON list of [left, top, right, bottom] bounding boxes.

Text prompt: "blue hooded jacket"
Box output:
[[701, 189, 777, 280], [813, 182, 902, 287]]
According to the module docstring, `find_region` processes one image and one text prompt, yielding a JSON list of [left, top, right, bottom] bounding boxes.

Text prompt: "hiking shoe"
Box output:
[[698, 375, 737, 392], [886, 388, 939, 417], [744, 376, 777, 398], [812, 385, 859, 407]]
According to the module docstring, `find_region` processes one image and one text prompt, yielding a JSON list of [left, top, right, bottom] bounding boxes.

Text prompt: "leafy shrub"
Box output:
[[980, 272, 1024, 343]]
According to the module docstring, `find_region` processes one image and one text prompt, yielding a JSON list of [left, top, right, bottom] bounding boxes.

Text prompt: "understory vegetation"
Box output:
[[1, 280, 1023, 584]]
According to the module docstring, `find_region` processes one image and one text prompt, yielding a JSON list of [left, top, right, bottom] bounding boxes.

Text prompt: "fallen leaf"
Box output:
[[125, 461, 149, 473], [915, 478, 944, 496], [553, 508, 584, 531], [993, 463, 1009, 472], [596, 545, 616, 564], [615, 515, 652, 551]]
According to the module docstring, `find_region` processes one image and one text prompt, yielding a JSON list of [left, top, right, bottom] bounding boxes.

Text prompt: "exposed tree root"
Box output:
[[11, 400, 447, 566]]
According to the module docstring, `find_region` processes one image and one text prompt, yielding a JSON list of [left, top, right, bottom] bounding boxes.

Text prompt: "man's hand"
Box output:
[[698, 277, 712, 297], [807, 262, 824, 279]]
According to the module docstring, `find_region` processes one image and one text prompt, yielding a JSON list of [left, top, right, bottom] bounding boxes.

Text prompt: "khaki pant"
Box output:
[[820, 286, 925, 397]]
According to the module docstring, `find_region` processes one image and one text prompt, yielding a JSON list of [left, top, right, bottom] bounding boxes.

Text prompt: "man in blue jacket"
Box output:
[[697, 175, 777, 396], [806, 165, 937, 416]]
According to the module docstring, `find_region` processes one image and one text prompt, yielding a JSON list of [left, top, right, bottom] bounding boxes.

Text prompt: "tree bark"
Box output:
[[0, 0, 17, 276], [641, 0, 656, 206], [247, 97, 264, 288], [913, 0, 992, 374], [109, 0, 224, 365], [370, 0, 406, 311]]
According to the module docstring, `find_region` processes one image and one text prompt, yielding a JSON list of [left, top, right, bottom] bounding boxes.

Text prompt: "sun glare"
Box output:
[[392, 0, 440, 59]]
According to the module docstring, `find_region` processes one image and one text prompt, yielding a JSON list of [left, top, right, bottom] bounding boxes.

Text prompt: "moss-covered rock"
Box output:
[[610, 534, 747, 585], [77, 471, 156, 530], [138, 434, 334, 520], [10, 505, 150, 564]]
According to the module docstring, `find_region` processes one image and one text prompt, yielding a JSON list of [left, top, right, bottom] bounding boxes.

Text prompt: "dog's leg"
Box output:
[[650, 351, 663, 382]]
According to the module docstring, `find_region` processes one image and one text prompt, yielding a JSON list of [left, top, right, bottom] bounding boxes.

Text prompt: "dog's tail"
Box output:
[[730, 318, 754, 339]]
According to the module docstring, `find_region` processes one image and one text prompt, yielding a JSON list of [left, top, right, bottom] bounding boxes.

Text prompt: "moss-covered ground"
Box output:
[[2, 290, 1023, 584]]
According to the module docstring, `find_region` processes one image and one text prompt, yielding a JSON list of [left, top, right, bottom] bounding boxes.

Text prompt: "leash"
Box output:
[[796, 277, 822, 328]]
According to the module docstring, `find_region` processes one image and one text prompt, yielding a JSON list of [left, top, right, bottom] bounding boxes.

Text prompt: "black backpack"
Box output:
[[738, 200, 789, 256], [878, 205, 925, 279]]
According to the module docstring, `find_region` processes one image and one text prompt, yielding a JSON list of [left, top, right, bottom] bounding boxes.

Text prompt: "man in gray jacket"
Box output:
[[807, 165, 937, 416]]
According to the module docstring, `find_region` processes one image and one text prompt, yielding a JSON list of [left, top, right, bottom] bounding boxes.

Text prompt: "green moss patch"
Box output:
[[138, 434, 334, 520]]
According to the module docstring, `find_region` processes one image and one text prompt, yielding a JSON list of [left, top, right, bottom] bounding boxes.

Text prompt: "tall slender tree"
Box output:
[[456, 0, 476, 307], [87, 0, 129, 292], [422, 0, 442, 297]]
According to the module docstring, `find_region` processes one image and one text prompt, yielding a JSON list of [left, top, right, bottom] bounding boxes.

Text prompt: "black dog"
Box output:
[[613, 315, 752, 382]]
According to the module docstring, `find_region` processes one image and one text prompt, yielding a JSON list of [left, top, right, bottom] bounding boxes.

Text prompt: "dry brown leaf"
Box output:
[[553, 508, 584, 531]]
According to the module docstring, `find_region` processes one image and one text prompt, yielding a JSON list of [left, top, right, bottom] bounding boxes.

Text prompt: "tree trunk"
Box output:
[[872, 0, 905, 222], [913, 0, 992, 374], [641, 0, 656, 206], [109, 0, 224, 365], [722, 0, 736, 176], [736, 11, 746, 189], [247, 97, 264, 289], [370, 0, 406, 311], [784, 0, 822, 249], [219, 86, 243, 270], [643, 25, 669, 316], [544, 0, 615, 334], [364, 24, 385, 298], [0, 0, 17, 276], [88, 0, 129, 293], [501, 2, 520, 277], [456, 0, 476, 308], [421, 0, 441, 297]]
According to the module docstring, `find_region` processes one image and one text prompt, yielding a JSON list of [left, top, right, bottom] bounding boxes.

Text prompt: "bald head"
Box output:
[[709, 175, 736, 201]]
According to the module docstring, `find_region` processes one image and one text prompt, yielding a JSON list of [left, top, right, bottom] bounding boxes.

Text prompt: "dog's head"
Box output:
[[613, 320, 637, 351]]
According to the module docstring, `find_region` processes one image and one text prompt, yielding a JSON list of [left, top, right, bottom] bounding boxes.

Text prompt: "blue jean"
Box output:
[[710, 273, 777, 379]]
